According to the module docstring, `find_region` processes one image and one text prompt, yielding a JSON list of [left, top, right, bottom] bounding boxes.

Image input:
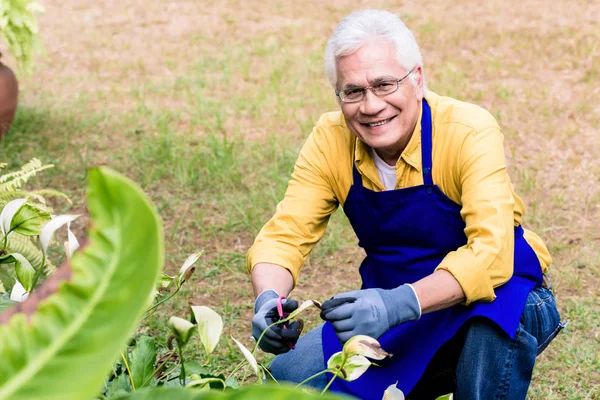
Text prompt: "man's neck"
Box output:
[[374, 131, 414, 166]]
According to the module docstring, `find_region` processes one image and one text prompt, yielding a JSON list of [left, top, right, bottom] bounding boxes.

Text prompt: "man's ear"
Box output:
[[412, 65, 425, 101]]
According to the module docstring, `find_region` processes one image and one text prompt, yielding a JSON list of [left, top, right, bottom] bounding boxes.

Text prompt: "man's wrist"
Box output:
[[254, 289, 279, 312], [381, 284, 422, 325], [404, 284, 422, 319]]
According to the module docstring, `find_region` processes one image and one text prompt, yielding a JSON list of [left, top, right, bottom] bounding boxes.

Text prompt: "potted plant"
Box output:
[[0, 0, 44, 136]]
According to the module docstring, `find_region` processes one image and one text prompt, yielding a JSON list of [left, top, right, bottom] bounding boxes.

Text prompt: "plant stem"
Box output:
[[141, 349, 176, 387], [251, 317, 291, 355], [321, 371, 338, 395], [157, 360, 181, 382], [30, 240, 46, 290], [227, 360, 246, 380], [321, 353, 346, 395], [120, 350, 136, 391], [295, 369, 331, 388], [141, 287, 180, 321], [261, 364, 277, 383], [177, 341, 186, 386]]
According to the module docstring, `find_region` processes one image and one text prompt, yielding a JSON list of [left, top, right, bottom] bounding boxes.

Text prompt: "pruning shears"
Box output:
[[276, 295, 303, 350]]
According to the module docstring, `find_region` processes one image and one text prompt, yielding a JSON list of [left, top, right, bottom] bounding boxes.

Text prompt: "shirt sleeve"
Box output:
[[246, 126, 339, 286], [435, 125, 516, 304]]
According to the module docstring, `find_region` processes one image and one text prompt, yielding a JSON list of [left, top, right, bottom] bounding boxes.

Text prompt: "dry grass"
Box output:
[[1, 0, 599, 398]]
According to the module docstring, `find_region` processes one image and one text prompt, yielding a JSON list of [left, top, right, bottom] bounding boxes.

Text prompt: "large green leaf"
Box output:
[[0, 167, 164, 400], [115, 384, 353, 399]]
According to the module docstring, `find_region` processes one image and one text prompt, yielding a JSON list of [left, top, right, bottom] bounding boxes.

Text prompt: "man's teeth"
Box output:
[[367, 118, 391, 127]]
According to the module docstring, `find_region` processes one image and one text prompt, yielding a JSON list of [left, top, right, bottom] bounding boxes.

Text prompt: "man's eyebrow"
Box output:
[[371, 75, 398, 83], [341, 83, 362, 91], [341, 76, 399, 90]]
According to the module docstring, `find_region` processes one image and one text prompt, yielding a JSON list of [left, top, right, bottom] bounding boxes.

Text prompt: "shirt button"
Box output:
[[427, 187, 432, 194]]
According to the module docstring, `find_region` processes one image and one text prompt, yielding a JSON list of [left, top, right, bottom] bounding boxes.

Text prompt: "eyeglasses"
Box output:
[[336, 67, 415, 103]]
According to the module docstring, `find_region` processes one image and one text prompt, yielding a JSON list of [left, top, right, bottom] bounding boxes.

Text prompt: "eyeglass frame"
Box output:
[[335, 67, 416, 103]]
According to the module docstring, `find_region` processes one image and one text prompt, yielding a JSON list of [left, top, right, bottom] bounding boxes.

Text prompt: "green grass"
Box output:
[[1, 0, 599, 398]]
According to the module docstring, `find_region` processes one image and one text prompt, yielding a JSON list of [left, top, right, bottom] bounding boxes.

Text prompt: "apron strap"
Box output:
[[352, 163, 362, 186], [421, 99, 434, 186]]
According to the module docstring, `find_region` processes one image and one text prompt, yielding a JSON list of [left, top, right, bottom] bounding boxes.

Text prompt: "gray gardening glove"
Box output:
[[251, 289, 300, 354], [320, 285, 421, 343]]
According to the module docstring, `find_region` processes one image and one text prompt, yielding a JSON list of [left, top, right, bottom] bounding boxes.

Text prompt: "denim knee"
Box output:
[[269, 324, 327, 389], [456, 318, 538, 400], [520, 286, 565, 355]]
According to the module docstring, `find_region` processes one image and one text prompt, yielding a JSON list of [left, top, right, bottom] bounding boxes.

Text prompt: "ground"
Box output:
[[0, 0, 598, 398]]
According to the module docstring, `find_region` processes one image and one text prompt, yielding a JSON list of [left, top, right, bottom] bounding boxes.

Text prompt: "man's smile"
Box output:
[[361, 116, 396, 127]]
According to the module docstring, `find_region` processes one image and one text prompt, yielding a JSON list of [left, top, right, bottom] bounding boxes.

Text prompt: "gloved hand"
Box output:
[[320, 285, 421, 343], [252, 289, 301, 354]]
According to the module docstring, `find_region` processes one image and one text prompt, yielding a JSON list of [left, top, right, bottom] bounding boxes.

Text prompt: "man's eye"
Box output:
[[346, 88, 363, 96], [375, 82, 394, 90]]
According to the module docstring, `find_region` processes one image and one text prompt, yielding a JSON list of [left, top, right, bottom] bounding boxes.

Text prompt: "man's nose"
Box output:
[[360, 89, 386, 115]]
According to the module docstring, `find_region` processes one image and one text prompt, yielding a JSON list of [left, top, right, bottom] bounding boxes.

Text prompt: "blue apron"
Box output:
[[321, 99, 543, 399]]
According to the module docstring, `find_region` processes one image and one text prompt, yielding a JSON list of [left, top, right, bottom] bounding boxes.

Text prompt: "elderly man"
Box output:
[[247, 9, 564, 400]]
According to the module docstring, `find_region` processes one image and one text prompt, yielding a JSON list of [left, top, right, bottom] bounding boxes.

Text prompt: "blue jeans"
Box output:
[[269, 286, 564, 399]]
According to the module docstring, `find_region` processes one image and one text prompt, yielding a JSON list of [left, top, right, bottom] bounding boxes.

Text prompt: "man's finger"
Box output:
[[280, 299, 299, 312], [280, 321, 302, 342], [321, 302, 354, 321], [260, 337, 290, 354], [321, 297, 356, 315], [335, 330, 354, 344], [331, 318, 355, 333], [261, 325, 284, 341]]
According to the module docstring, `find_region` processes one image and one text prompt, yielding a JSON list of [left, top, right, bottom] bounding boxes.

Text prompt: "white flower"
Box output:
[[343, 335, 392, 360], [10, 280, 29, 303]]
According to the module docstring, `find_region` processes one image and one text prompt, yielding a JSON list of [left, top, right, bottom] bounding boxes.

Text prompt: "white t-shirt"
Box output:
[[372, 149, 397, 191]]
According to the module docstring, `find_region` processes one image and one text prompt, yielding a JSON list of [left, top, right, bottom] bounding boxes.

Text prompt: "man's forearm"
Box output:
[[412, 269, 466, 314], [251, 263, 294, 298]]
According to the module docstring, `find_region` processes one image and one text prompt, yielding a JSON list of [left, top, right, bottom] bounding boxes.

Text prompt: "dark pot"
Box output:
[[0, 58, 19, 137]]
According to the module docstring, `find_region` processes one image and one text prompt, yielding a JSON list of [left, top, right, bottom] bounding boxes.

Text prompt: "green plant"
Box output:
[[0, 166, 163, 399], [0, 158, 69, 301], [0, 0, 44, 73]]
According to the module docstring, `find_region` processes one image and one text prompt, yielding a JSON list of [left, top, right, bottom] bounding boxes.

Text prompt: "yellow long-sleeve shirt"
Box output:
[[247, 91, 551, 304]]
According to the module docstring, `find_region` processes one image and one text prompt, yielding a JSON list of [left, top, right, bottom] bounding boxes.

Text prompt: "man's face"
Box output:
[[336, 40, 424, 164]]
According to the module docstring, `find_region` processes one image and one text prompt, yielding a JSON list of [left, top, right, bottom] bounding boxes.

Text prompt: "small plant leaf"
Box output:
[[326, 351, 371, 382], [340, 355, 371, 381], [327, 351, 345, 371], [231, 337, 260, 378], [8, 204, 51, 237], [129, 336, 157, 389], [177, 252, 202, 286], [383, 382, 405, 400], [0, 253, 35, 292], [191, 306, 223, 355], [185, 377, 226, 389], [0, 198, 26, 235], [169, 317, 195, 346], [287, 299, 322, 320], [342, 335, 392, 360], [157, 273, 174, 289]]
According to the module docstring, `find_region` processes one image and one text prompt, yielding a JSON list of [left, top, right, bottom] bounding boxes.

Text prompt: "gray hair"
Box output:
[[324, 9, 427, 94]]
